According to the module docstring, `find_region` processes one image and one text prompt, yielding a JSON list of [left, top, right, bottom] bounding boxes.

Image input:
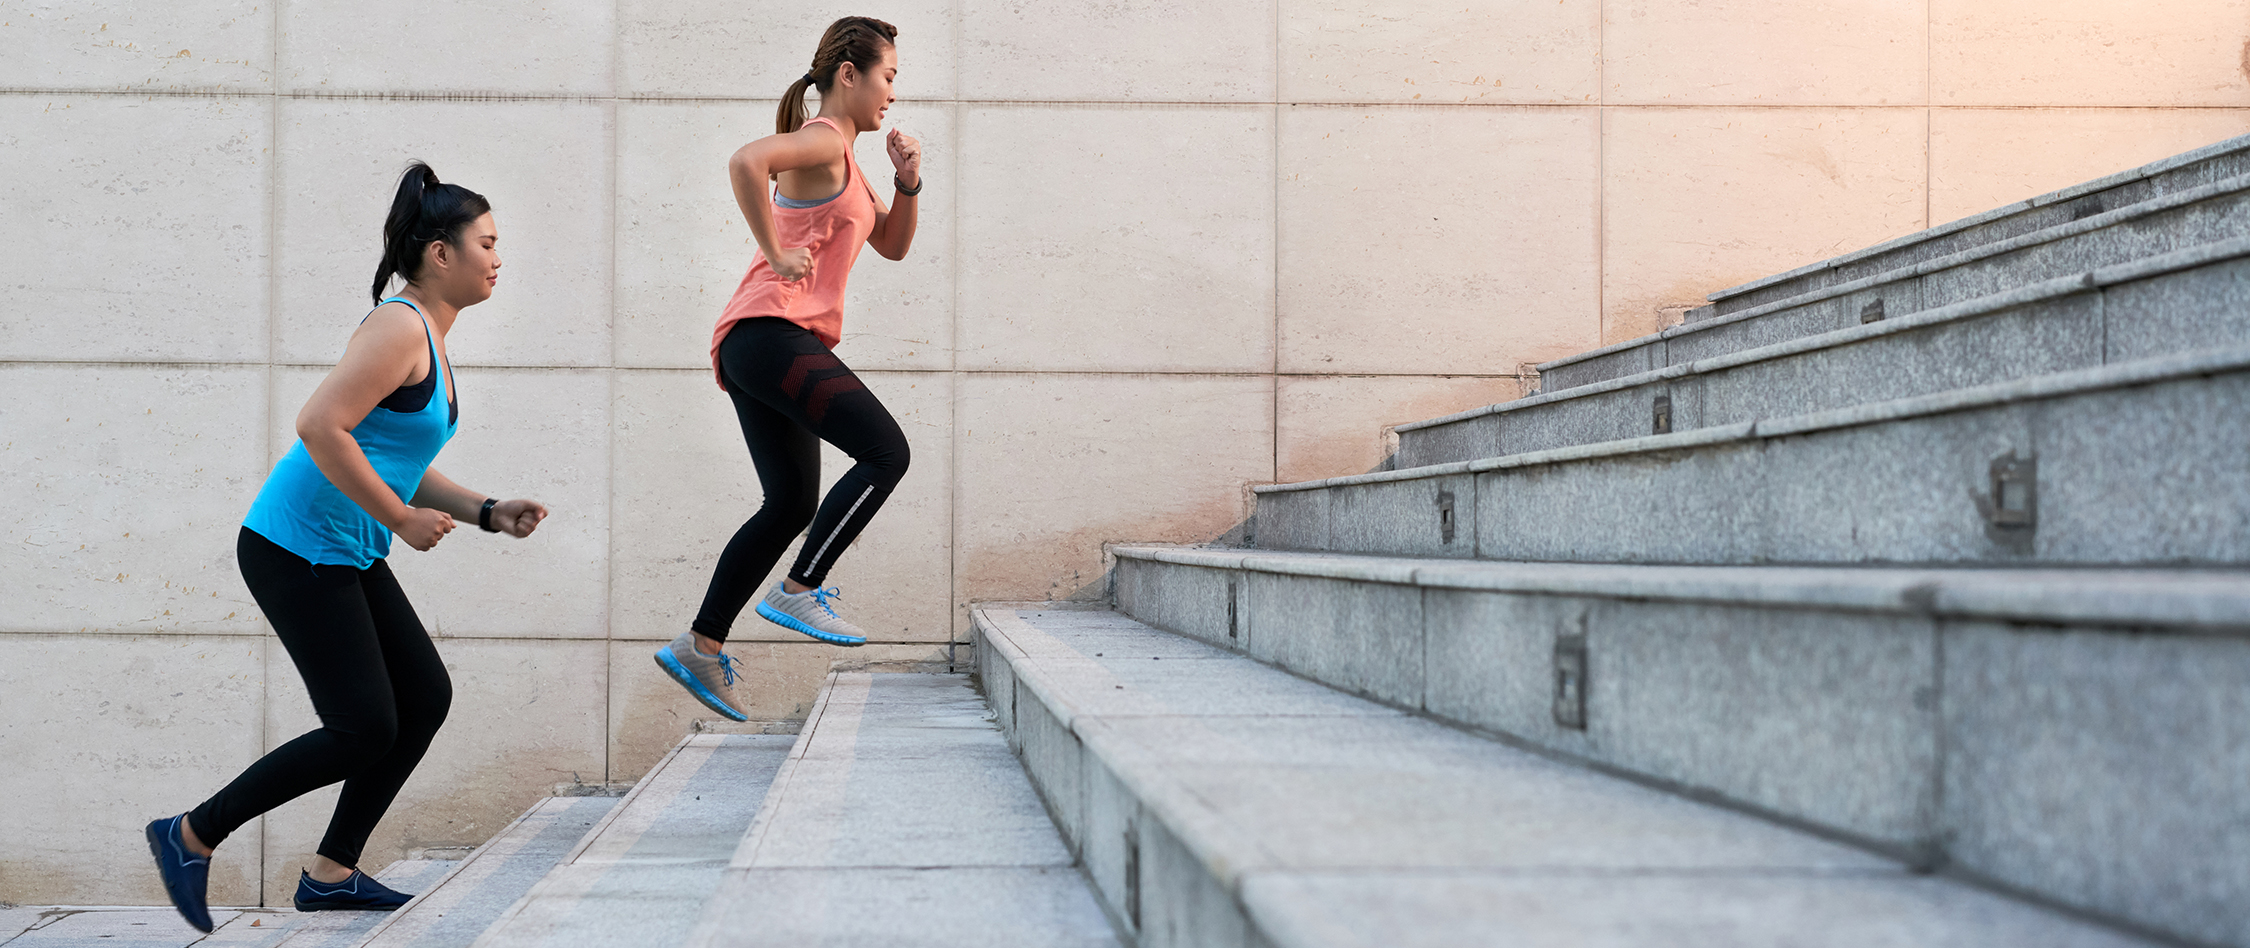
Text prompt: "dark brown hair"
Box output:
[[777, 16, 898, 135]]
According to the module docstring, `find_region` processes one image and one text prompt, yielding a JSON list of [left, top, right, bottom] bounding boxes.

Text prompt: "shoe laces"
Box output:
[[807, 587, 844, 619], [714, 650, 740, 687]]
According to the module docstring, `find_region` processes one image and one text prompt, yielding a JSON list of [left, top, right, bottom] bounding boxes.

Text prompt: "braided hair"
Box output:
[[776, 16, 898, 136]]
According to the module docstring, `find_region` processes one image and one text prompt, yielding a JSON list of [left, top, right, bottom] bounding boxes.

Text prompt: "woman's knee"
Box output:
[[397, 672, 452, 740], [766, 487, 820, 533], [328, 712, 400, 760], [858, 434, 910, 486]]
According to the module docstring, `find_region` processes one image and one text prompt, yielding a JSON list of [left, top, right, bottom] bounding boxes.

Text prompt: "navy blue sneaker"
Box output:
[[294, 868, 413, 912], [144, 814, 213, 933]]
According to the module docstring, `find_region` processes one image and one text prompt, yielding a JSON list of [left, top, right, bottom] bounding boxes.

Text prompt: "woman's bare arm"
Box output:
[[412, 468, 549, 538], [295, 304, 457, 551], [866, 127, 921, 261], [728, 126, 848, 281]]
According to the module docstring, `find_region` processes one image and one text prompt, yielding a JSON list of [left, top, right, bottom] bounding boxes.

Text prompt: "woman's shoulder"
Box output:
[[348, 300, 431, 357], [785, 120, 850, 154]]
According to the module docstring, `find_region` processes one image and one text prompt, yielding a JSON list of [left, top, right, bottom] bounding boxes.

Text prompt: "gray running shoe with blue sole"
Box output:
[[755, 583, 867, 646], [654, 631, 749, 721]]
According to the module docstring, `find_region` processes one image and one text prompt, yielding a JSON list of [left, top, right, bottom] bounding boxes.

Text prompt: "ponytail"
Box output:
[[371, 161, 492, 304], [775, 16, 898, 136], [777, 74, 817, 135]]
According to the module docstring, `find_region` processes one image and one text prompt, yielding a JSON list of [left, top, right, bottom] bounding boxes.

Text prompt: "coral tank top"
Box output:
[[710, 116, 881, 387]]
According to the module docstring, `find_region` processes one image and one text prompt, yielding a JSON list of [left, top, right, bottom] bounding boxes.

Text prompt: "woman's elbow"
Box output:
[[728, 148, 764, 181]]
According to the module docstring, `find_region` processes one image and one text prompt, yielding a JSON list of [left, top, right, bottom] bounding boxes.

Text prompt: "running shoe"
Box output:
[[144, 814, 213, 933], [654, 631, 750, 721], [293, 868, 412, 911], [755, 583, 868, 646]]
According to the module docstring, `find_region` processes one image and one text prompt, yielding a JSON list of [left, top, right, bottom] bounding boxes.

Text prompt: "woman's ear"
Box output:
[[836, 60, 858, 89], [424, 238, 451, 275]]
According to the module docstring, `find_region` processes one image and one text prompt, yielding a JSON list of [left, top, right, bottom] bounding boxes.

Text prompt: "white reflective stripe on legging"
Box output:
[[806, 484, 877, 574]]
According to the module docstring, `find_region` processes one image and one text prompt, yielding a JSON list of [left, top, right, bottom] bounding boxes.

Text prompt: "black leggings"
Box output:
[[692, 317, 910, 642], [188, 527, 452, 868]]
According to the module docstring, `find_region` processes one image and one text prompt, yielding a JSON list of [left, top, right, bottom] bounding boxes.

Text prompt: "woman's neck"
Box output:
[[812, 106, 861, 139], [397, 286, 458, 336]]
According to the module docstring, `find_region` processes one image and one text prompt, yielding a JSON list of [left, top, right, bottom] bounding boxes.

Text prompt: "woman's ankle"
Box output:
[[178, 813, 214, 857], [307, 856, 355, 884]]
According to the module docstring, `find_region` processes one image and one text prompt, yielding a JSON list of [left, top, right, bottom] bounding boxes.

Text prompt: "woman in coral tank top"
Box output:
[[655, 16, 923, 721]]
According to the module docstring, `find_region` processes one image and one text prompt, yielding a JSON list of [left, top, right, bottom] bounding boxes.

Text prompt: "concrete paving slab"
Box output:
[[981, 610, 1401, 721], [471, 734, 793, 948], [741, 675, 1072, 870], [5, 909, 240, 947], [355, 796, 615, 948], [693, 868, 1119, 948], [1007, 609, 1239, 659], [1078, 714, 1891, 875], [1242, 872, 2154, 948], [686, 672, 1119, 947], [0, 908, 53, 943], [243, 860, 460, 948]]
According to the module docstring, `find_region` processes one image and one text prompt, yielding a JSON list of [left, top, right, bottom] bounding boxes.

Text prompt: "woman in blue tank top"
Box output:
[[144, 163, 550, 932]]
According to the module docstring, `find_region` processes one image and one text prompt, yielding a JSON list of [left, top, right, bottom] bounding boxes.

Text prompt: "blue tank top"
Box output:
[[244, 298, 459, 568]]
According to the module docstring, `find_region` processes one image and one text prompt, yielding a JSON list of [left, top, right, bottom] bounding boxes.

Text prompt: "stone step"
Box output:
[[466, 733, 795, 948], [1397, 236, 2250, 468], [972, 604, 2173, 948], [1105, 546, 2250, 948], [262, 859, 460, 947], [1260, 344, 2250, 566], [342, 795, 620, 948], [1540, 161, 2250, 393], [0, 860, 460, 948], [1702, 133, 2250, 319], [682, 671, 1121, 948]]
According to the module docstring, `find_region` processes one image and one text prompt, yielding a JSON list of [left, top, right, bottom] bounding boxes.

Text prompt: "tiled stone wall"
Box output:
[[4, 0, 2246, 907]]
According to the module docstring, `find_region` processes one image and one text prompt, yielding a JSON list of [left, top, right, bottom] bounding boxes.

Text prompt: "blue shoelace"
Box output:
[[807, 587, 845, 619], [714, 649, 740, 686]]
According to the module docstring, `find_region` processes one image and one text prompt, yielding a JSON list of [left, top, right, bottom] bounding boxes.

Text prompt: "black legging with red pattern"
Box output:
[[692, 317, 910, 643]]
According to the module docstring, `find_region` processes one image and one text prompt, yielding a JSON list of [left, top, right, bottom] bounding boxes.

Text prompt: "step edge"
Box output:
[[458, 734, 709, 948], [1705, 132, 2250, 303], [722, 669, 845, 870], [1543, 170, 2250, 375], [1401, 233, 2250, 438], [346, 794, 612, 948], [1270, 342, 2250, 495], [680, 671, 847, 948], [1111, 547, 2250, 631], [971, 609, 1292, 895]]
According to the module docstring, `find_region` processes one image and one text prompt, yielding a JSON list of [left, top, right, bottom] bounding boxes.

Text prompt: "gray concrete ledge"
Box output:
[[1400, 235, 2250, 439], [1703, 132, 2250, 305], [1112, 546, 2250, 632], [1542, 169, 2250, 381], [1268, 341, 2250, 496]]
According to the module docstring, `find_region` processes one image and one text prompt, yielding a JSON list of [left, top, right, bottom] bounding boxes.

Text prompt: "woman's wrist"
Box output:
[[479, 497, 499, 532], [894, 174, 922, 196]]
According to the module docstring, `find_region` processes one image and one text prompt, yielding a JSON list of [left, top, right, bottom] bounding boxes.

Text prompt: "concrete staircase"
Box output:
[[964, 136, 2250, 948], [113, 137, 2241, 948]]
